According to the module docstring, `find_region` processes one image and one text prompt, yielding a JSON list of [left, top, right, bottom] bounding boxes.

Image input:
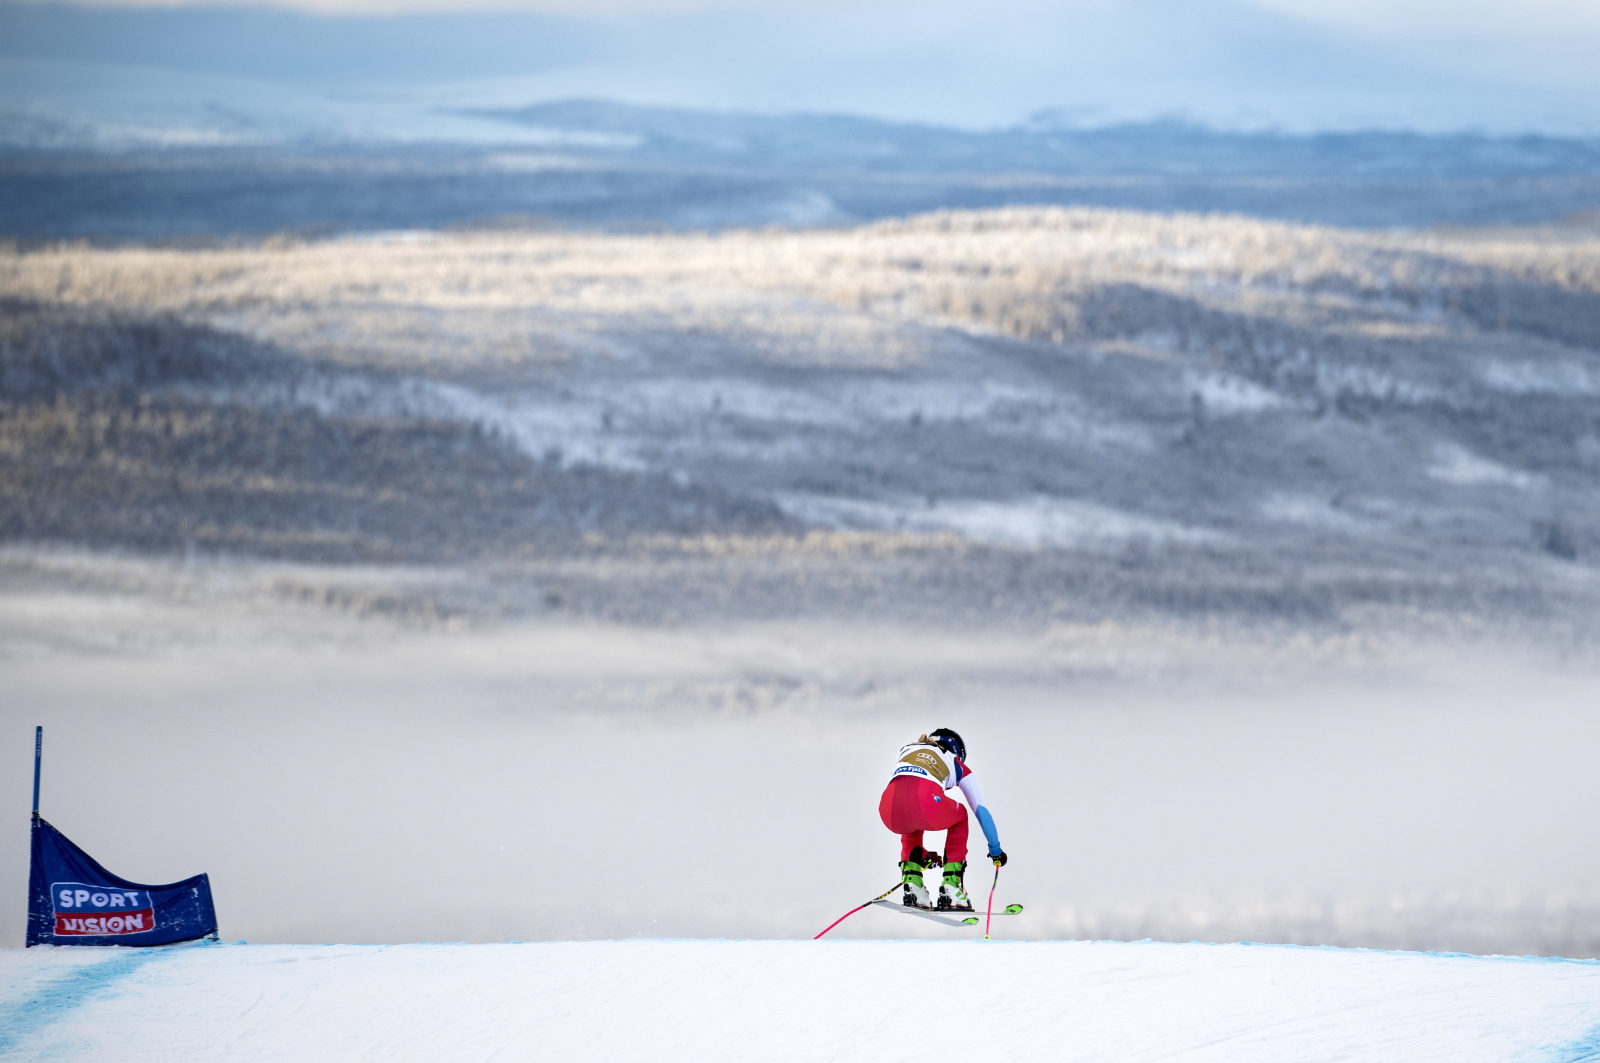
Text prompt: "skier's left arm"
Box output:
[[956, 773, 1004, 859]]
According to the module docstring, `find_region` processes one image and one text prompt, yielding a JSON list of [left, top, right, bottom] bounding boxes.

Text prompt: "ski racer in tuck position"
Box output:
[[879, 728, 1007, 911]]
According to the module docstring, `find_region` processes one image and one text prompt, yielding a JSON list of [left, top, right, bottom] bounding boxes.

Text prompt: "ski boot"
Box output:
[[936, 860, 973, 911], [900, 846, 932, 908]]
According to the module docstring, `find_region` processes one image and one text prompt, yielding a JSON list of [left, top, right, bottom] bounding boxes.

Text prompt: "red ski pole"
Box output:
[[813, 881, 903, 940], [984, 863, 1000, 939]]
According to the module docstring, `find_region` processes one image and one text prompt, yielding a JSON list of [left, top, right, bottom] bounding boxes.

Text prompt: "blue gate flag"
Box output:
[[27, 816, 217, 947]]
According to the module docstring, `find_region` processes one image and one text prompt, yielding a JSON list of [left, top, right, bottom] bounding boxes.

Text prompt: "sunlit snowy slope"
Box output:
[[2, 939, 1598, 1062]]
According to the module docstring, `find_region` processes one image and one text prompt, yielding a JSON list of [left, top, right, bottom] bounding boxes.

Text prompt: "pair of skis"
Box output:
[[813, 863, 1021, 938], [869, 898, 1025, 928]]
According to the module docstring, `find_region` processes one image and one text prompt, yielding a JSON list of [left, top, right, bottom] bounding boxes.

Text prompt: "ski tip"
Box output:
[[962, 917, 979, 925], [1003, 904, 1024, 915]]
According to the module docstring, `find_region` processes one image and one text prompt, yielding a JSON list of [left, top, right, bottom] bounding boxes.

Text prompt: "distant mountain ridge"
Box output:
[[3, 96, 1599, 239], [472, 100, 1600, 177]]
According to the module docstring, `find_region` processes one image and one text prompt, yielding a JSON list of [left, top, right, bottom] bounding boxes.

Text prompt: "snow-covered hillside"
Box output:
[[2, 939, 1597, 1062], [7, 209, 1600, 632]]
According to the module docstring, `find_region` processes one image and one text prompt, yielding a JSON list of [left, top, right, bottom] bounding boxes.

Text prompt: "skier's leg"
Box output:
[[943, 805, 969, 864], [921, 800, 966, 909], [881, 777, 943, 906]]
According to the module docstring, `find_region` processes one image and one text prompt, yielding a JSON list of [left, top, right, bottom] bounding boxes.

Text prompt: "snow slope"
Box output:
[[1, 939, 1597, 1062]]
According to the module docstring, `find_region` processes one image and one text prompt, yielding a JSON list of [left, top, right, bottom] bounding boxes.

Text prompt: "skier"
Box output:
[[880, 728, 1007, 911]]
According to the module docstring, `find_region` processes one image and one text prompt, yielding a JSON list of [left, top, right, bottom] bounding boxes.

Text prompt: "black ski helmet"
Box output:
[[929, 727, 965, 761]]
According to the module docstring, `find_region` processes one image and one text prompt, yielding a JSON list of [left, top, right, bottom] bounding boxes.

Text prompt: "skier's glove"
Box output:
[[990, 851, 1008, 867]]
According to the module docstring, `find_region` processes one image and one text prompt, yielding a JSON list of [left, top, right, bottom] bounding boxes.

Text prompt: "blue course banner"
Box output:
[[27, 816, 217, 947]]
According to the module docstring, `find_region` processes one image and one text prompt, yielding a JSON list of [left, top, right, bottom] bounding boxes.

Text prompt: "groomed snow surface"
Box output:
[[2, 939, 1598, 1062]]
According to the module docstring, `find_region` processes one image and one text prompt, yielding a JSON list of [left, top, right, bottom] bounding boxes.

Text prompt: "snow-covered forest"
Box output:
[[5, 207, 1599, 628]]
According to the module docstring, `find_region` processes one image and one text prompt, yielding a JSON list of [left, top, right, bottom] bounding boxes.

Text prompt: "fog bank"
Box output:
[[5, 617, 1598, 954]]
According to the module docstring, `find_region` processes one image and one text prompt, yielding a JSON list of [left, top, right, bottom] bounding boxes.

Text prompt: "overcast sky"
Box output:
[[3, 0, 1597, 132], [32, 0, 1600, 37]]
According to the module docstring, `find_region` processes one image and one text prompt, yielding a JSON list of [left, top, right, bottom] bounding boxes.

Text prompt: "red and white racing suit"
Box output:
[[878, 742, 1002, 864]]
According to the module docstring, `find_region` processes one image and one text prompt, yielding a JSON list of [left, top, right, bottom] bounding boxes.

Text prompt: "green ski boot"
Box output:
[[900, 845, 932, 908], [937, 860, 973, 911]]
